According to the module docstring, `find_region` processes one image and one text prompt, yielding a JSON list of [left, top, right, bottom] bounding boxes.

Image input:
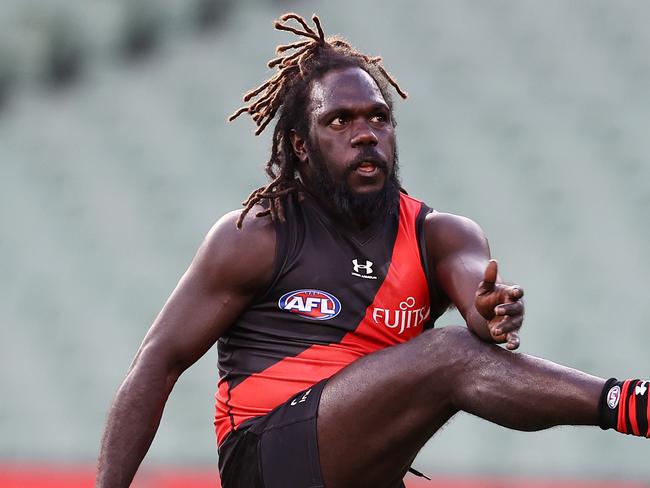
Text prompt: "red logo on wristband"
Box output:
[[607, 385, 621, 409]]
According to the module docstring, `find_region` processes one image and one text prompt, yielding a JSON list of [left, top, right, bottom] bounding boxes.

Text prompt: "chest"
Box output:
[[264, 200, 430, 343]]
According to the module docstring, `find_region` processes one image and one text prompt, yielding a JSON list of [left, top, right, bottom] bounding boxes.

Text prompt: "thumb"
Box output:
[[477, 259, 498, 295]]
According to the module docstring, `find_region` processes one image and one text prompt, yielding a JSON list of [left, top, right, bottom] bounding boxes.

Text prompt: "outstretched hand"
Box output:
[[475, 259, 524, 350]]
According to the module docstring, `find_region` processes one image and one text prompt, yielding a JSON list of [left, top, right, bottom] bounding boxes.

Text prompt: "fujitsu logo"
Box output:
[[372, 296, 430, 335], [352, 259, 377, 280]]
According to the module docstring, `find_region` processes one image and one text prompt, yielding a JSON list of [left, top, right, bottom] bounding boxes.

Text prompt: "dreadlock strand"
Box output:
[[265, 159, 278, 180], [246, 85, 280, 109], [275, 194, 287, 223], [267, 57, 284, 68], [256, 106, 274, 123], [240, 186, 265, 207], [311, 15, 325, 41], [376, 64, 408, 99], [249, 96, 272, 114], [296, 50, 317, 77], [255, 109, 278, 135], [254, 207, 272, 219], [267, 44, 312, 69], [237, 186, 266, 228], [251, 92, 282, 128], [273, 22, 320, 41], [276, 39, 311, 54], [238, 177, 294, 227], [243, 80, 273, 101], [265, 131, 282, 180], [268, 196, 281, 223], [253, 88, 284, 118], [259, 185, 297, 200], [280, 13, 317, 36], [242, 64, 290, 103], [237, 201, 257, 228], [228, 106, 249, 121], [279, 45, 314, 67], [258, 64, 297, 92], [247, 92, 275, 110]]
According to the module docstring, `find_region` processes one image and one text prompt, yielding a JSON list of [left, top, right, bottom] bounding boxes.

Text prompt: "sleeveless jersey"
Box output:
[[215, 192, 432, 445]]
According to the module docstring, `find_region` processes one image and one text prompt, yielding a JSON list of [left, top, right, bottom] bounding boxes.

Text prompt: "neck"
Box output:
[[302, 181, 399, 231]]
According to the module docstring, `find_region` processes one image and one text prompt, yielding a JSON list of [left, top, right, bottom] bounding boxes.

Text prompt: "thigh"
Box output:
[[220, 379, 411, 488], [254, 381, 327, 488], [317, 328, 460, 488], [218, 382, 326, 488]]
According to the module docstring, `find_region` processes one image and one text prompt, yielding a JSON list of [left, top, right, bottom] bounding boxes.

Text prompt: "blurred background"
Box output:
[[1, 0, 649, 486]]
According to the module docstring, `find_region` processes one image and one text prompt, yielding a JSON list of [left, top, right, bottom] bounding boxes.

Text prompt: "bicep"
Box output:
[[133, 211, 275, 375], [426, 213, 491, 319]]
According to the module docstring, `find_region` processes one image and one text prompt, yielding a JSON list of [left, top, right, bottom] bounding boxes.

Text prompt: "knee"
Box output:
[[423, 325, 481, 351], [428, 325, 473, 341], [418, 326, 490, 377]]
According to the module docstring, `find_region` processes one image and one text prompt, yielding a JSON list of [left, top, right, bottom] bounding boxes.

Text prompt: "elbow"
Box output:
[[465, 313, 491, 342], [128, 339, 185, 391]]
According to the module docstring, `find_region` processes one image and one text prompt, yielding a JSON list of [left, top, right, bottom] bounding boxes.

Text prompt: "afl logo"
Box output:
[[278, 289, 342, 321], [607, 385, 621, 409]]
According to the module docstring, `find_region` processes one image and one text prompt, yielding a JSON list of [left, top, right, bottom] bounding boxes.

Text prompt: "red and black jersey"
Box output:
[[215, 192, 432, 445]]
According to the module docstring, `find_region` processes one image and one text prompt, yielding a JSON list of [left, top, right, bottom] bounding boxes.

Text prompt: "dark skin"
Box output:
[[96, 67, 605, 488]]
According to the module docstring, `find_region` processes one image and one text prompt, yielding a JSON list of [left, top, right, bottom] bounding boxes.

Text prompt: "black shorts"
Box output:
[[218, 379, 327, 488]]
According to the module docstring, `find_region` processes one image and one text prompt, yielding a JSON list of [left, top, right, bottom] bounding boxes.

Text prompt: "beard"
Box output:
[[306, 142, 402, 228]]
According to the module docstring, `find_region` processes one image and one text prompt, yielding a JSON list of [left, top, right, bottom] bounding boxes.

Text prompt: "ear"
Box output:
[[290, 129, 309, 164]]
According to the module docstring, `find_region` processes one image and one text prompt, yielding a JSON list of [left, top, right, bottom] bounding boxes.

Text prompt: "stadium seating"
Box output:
[[1, 0, 648, 481]]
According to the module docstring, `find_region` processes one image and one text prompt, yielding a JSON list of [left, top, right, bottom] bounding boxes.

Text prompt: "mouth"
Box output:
[[350, 157, 387, 179], [356, 161, 380, 176]]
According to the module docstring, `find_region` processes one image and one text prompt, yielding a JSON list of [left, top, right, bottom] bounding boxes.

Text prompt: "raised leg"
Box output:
[[317, 326, 605, 488]]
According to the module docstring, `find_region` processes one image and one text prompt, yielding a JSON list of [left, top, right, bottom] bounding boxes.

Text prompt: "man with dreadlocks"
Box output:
[[97, 13, 649, 488]]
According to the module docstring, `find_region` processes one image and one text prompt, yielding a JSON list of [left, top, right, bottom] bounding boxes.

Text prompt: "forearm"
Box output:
[[464, 306, 491, 342], [96, 359, 180, 488]]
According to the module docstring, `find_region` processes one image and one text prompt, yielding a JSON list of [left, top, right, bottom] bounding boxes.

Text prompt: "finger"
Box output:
[[491, 332, 508, 343], [505, 331, 520, 350], [506, 286, 524, 301], [494, 301, 524, 317], [491, 315, 523, 336], [477, 259, 498, 294], [489, 323, 508, 343]]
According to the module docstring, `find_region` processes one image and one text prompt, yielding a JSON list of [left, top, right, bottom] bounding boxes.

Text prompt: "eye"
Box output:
[[370, 113, 389, 124], [329, 115, 349, 128]]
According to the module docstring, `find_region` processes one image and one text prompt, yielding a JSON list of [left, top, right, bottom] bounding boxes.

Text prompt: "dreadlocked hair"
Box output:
[[229, 12, 407, 229]]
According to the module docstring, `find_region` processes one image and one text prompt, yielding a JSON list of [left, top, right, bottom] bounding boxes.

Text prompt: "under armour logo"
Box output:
[[352, 259, 373, 275], [636, 381, 648, 396]]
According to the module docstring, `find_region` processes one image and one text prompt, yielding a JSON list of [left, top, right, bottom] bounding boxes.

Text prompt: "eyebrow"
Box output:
[[318, 101, 390, 120]]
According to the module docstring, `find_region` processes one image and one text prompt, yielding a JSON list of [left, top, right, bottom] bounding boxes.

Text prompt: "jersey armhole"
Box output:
[[416, 203, 436, 330], [416, 203, 432, 283], [249, 195, 303, 304]]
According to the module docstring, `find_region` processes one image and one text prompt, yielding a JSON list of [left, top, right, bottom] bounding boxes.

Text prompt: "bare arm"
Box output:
[[424, 212, 524, 349], [96, 209, 275, 487]]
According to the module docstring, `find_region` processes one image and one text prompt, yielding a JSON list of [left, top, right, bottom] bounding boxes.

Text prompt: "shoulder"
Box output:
[[203, 206, 276, 254], [195, 206, 276, 293], [423, 211, 488, 261]]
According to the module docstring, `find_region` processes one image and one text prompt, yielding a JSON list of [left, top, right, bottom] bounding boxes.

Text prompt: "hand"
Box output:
[[475, 259, 524, 350]]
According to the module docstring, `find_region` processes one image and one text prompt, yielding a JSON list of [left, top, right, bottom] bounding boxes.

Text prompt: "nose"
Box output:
[[350, 120, 378, 147]]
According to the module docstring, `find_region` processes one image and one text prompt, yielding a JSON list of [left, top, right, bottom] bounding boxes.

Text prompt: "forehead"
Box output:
[[309, 66, 387, 115]]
